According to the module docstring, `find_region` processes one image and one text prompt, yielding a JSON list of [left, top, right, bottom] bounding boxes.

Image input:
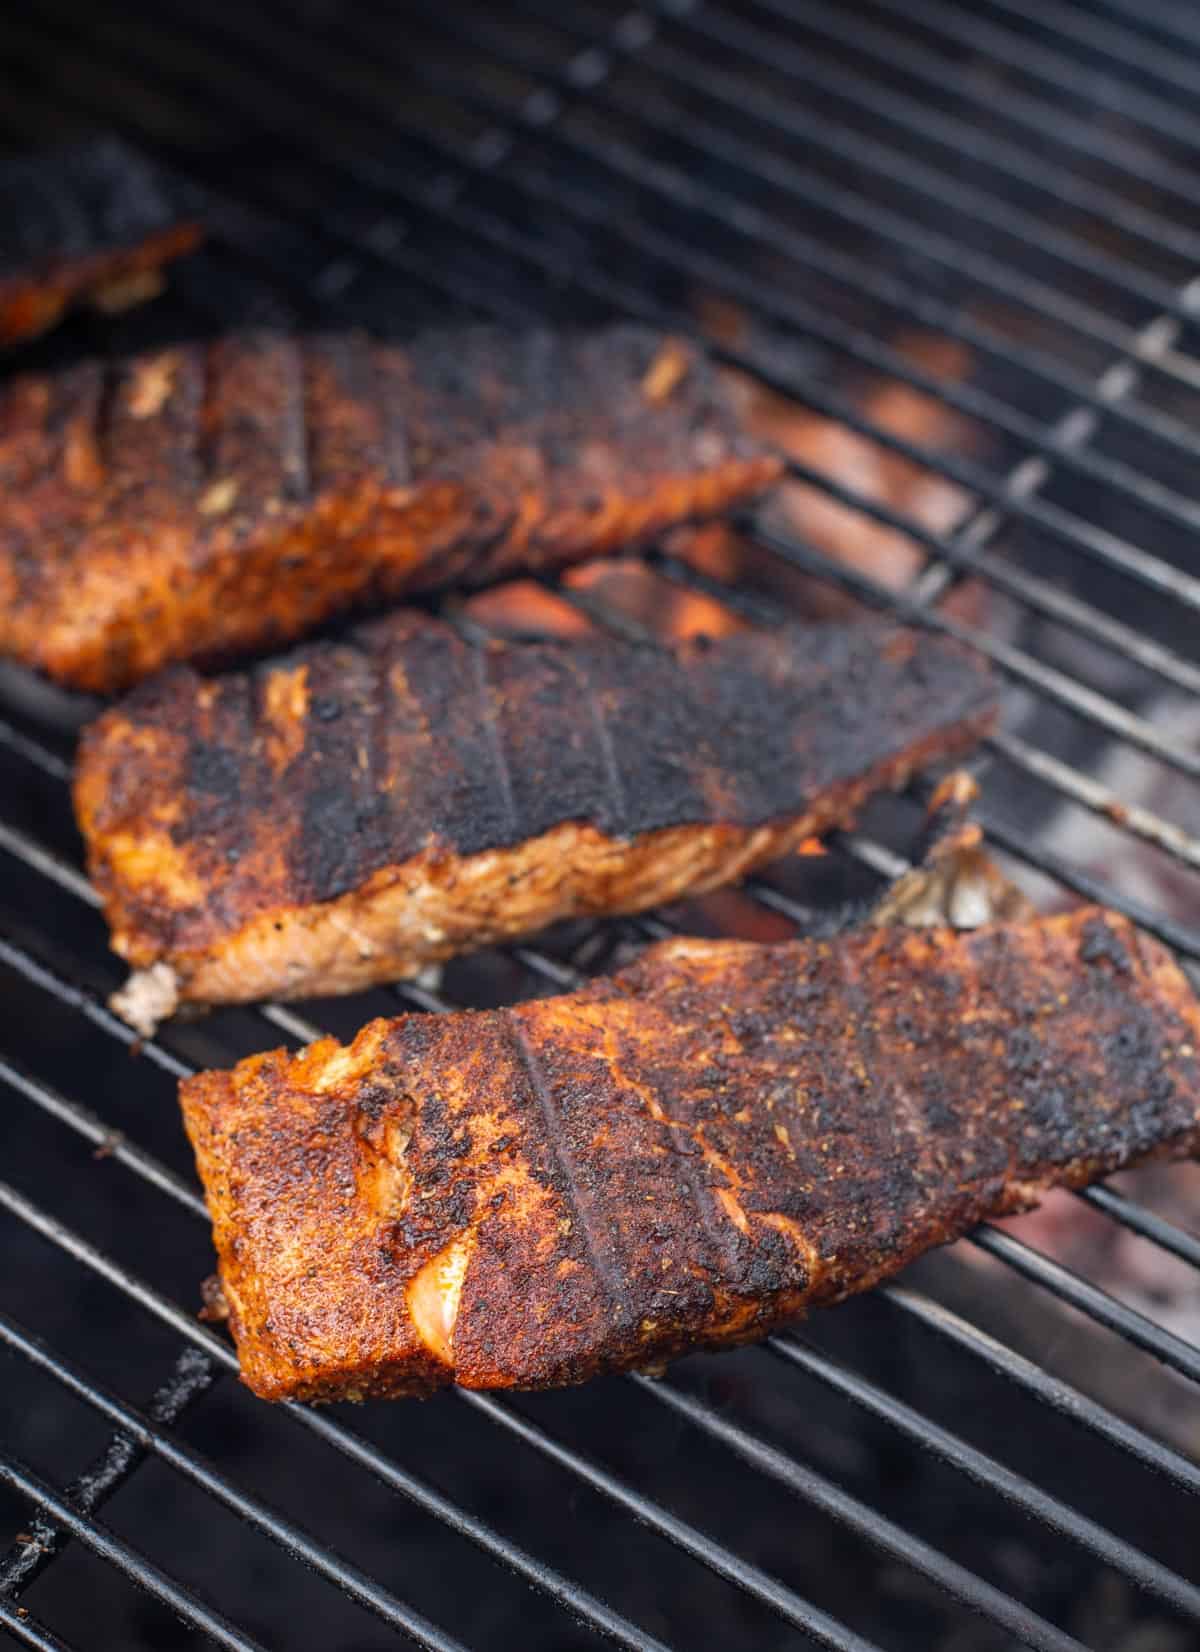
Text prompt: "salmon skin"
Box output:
[[0, 137, 203, 347], [74, 617, 997, 1031], [179, 909, 1200, 1401], [0, 326, 779, 692]]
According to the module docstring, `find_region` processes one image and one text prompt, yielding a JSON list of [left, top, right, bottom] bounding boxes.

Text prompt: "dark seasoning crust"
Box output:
[[178, 910, 1200, 1402], [0, 326, 780, 691], [74, 618, 997, 1005], [0, 138, 203, 346]]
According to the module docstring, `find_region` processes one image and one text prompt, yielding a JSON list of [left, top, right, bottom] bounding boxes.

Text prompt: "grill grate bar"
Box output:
[[699, 0, 1200, 217], [635, 0, 1200, 268], [0, 1351, 215, 1599], [883, 1283, 1200, 1499], [971, 1229, 1200, 1385], [467, 1385, 1084, 1652], [0, 1450, 268, 1652], [764, 1337, 1200, 1617], [452, 0, 1191, 318], [0, 1315, 478, 1652], [1079, 1186, 1200, 1270], [1097, 0, 1200, 54], [839, 0, 1200, 157], [0, 1601, 79, 1652], [967, 0, 1200, 89]]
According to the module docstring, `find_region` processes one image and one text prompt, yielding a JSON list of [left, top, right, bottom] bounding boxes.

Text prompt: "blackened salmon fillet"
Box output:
[[179, 908, 1200, 1401], [74, 618, 997, 1031], [0, 327, 779, 692], [0, 138, 203, 347]]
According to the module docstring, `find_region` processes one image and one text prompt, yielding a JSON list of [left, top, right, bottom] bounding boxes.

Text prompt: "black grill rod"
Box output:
[[970, 1228, 1200, 1388], [0, 1054, 207, 1221], [808, 0, 1200, 161], [1093, 0, 1200, 55], [0, 1316, 479, 1652], [756, 1337, 1200, 1619], [443, 0, 1194, 321], [467, 1386, 1089, 1652], [618, 0, 1200, 269], [0, 1181, 880, 1652], [646, 1365, 1198, 1636], [691, 0, 1200, 220], [326, 0, 1197, 361], [8, 952, 1200, 1543], [0, 1350, 215, 1601], [1079, 1186, 1200, 1271], [0, 1602, 77, 1652], [883, 1284, 1200, 1499], [0, 1451, 269, 1652], [953, 0, 1200, 95]]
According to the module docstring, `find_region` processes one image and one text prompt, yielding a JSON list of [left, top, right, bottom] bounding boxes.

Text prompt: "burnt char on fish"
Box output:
[[0, 327, 780, 692], [179, 909, 1200, 1401], [74, 618, 997, 1029], [0, 138, 203, 347]]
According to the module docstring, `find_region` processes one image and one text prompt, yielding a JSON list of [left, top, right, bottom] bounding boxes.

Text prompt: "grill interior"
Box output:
[[2, 2, 1200, 1648]]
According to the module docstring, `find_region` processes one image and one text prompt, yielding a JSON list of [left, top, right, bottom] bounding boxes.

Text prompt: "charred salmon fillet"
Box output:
[[75, 618, 997, 1031], [179, 909, 1200, 1401], [0, 327, 779, 692], [0, 137, 203, 347]]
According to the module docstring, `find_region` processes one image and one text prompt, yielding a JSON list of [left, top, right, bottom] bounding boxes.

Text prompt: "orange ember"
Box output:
[[461, 580, 593, 639], [565, 560, 748, 640]]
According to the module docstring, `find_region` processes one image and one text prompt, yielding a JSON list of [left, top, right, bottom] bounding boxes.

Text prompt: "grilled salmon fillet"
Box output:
[[0, 138, 202, 347], [179, 909, 1200, 1401], [75, 618, 997, 1031], [0, 327, 779, 692]]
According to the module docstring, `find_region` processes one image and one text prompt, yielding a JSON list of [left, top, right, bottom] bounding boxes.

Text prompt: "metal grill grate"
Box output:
[[1, 2, 1199, 1647]]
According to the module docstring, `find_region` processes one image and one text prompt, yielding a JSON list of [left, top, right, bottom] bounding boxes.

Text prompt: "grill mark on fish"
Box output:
[[508, 1012, 633, 1323], [473, 643, 519, 847], [281, 334, 310, 506], [563, 649, 629, 833], [373, 335, 411, 491]]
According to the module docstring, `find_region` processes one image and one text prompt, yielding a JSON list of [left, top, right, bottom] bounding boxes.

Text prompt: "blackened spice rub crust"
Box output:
[[0, 138, 203, 347], [75, 617, 997, 1027], [179, 909, 1200, 1402], [0, 326, 779, 692]]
